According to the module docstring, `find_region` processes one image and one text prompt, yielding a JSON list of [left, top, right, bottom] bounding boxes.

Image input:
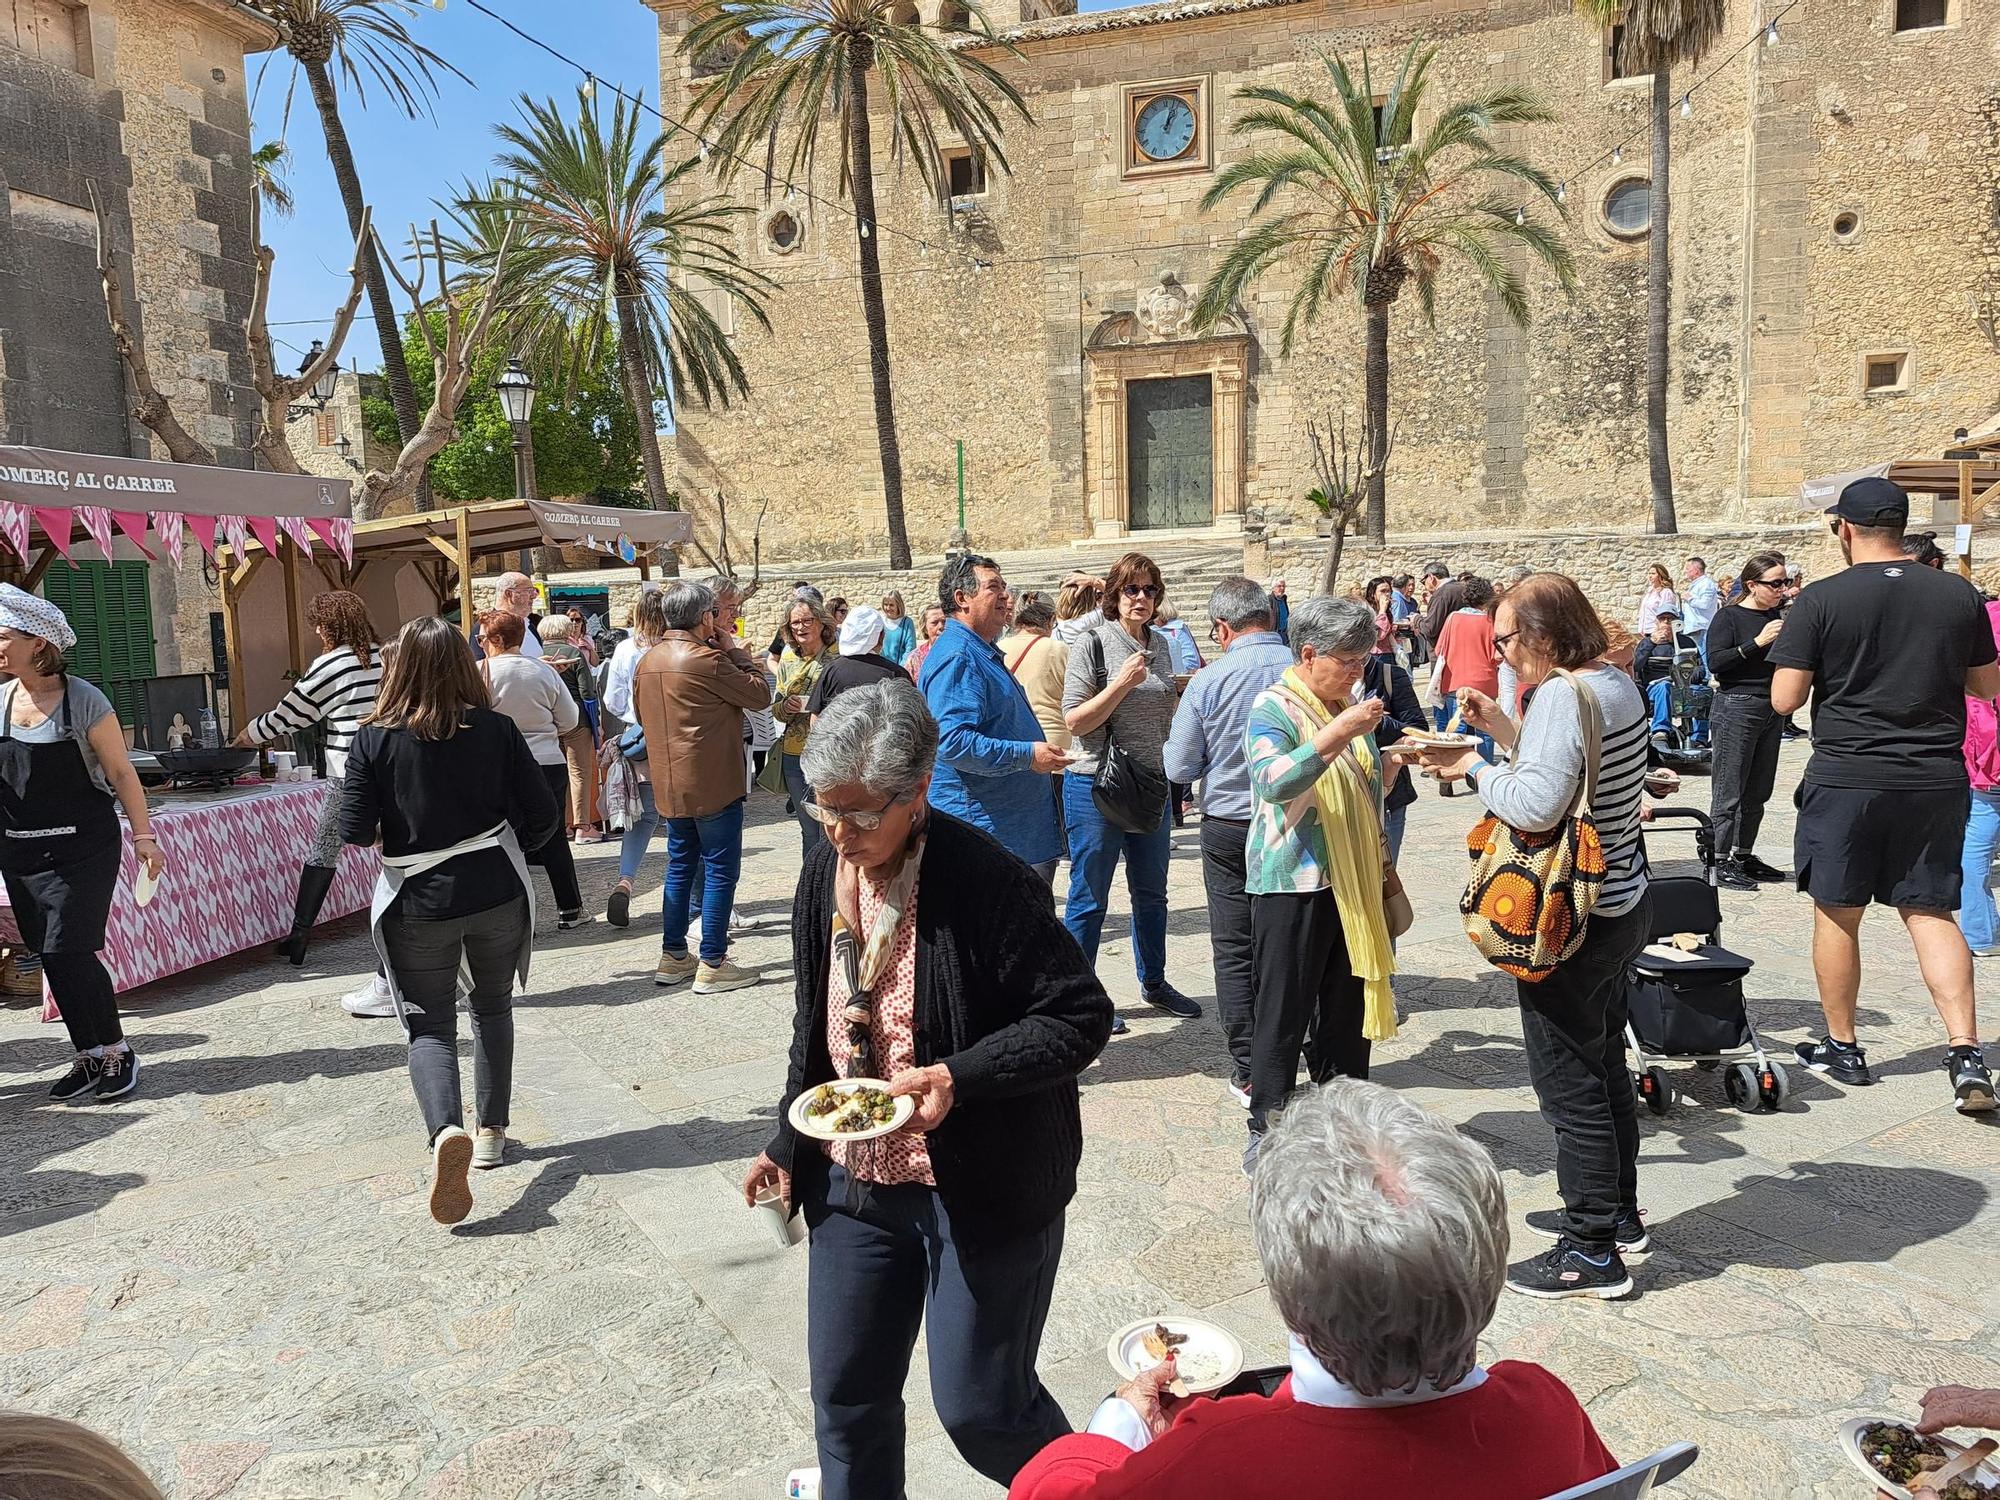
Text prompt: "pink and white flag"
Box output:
[[245, 514, 281, 560], [220, 513, 250, 558], [278, 515, 315, 556], [184, 514, 219, 559], [75, 505, 115, 560], [110, 511, 155, 560], [150, 511, 185, 567], [308, 516, 355, 566], [33, 508, 75, 561], [0, 502, 29, 562]]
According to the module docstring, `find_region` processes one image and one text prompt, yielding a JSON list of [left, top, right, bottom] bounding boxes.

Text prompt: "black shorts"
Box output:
[[1793, 781, 1970, 911]]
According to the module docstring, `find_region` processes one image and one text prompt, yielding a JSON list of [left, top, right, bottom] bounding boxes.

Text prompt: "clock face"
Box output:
[[1134, 93, 1197, 163]]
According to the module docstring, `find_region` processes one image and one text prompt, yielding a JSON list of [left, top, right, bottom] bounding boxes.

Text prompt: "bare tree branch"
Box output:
[[1308, 407, 1396, 594], [246, 190, 370, 476], [89, 180, 216, 465]]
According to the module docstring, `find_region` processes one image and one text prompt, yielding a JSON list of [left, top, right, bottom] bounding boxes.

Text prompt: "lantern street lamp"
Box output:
[[494, 357, 539, 501], [286, 340, 341, 420], [332, 432, 359, 471]]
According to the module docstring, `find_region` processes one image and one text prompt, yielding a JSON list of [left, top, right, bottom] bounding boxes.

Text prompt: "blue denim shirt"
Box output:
[[1162, 630, 1294, 820], [918, 619, 1061, 865]]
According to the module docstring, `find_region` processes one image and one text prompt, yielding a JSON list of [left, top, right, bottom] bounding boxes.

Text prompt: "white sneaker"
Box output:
[[429, 1126, 474, 1225], [472, 1127, 505, 1170], [342, 977, 396, 1018], [694, 958, 759, 995]]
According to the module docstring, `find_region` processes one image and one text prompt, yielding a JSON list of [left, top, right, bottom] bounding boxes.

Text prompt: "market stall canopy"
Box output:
[[1800, 458, 2000, 508], [0, 444, 352, 578]]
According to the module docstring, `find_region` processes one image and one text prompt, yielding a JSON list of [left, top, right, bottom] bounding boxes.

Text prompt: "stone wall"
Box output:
[[648, 0, 2000, 564]]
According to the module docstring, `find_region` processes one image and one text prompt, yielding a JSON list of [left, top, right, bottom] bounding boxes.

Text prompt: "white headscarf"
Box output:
[[0, 584, 75, 650]]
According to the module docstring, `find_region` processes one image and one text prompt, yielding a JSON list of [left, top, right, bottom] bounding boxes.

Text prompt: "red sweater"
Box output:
[[1435, 610, 1500, 699], [1007, 1362, 1614, 1500]]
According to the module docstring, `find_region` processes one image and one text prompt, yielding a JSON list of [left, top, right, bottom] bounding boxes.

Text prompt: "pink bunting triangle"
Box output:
[[31, 508, 75, 560], [246, 514, 281, 560], [150, 511, 185, 568], [0, 502, 28, 562], [109, 511, 155, 561], [308, 516, 354, 567], [220, 514, 249, 558], [278, 515, 314, 556], [184, 514, 218, 559], [74, 504, 115, 561]]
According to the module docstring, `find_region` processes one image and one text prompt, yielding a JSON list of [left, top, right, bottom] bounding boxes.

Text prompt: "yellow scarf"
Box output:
[[1270, 666, 1399, 1041]]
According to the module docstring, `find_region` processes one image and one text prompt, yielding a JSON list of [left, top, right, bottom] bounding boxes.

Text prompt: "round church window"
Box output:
[[1602, 177, 1652, 239], [767, 210, 802, 254]]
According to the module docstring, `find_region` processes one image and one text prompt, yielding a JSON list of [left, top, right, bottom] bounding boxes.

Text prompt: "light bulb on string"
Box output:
[[1612, 143, 1623, 165], [581, 73, 595, 102], [1765, 18, 1779, 43], [860, 220, 871, 238], [698, 138, 710, 163], [1556, 181, 1567, 204], [1514, 206, 1526, 226], [1680, 92, 1693, 119]]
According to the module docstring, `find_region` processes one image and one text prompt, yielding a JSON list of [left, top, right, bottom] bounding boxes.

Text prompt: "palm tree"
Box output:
[[457, 93, 775, 528], [251, 141, 297, 218], [1577, 0, 1726, 535], [684, 0, 1028, 570], [1192, 45, 1575, 543], [250, 0, 467, 469]]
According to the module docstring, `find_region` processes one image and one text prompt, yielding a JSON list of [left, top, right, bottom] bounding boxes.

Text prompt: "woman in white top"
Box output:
[[1633, 563, 1679, 633], [480, 609, 588, 927], [600, 588, 667, 927], [236, 589, 383, 967]]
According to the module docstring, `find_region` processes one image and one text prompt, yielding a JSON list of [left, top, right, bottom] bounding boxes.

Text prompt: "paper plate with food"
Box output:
[[1839, 1416, 2000, 1498], [788, 1080, 916, 1143], [1106, 1318, 1244, 1396], [1395, 727, 1481, 751]]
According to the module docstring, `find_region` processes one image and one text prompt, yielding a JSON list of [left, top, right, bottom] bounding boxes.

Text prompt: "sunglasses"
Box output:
[[803, 796, 901, 832], [1751, 575, 1788, 588], [1121, 583, 1161, 599]]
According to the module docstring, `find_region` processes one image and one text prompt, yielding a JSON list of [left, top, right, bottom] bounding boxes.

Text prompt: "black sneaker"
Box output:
[[606, 886, 631, 928], [1797, 1035, 1872, 1085], [94, 1047, 138, 1100], [1109, 1014, 1129, 1036], [1525, 1208, 1650, 1254], [49, 1054, 102, 1102], [1735, 853, 1788, 883], [1946, 1045, 1996, 1114], [1715, 859, 1759, 892], [1141, 981, 1202, 1019], [1505, 1240, 1633, 1300]]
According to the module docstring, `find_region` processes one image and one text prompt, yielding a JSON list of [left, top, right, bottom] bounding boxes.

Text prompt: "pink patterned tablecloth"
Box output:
[[0, 780, 379, 1010]]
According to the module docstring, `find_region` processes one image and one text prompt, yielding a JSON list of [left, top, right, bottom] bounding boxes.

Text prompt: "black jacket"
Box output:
[[1363, 656, 1428, 812], [771, 810, 1114, 1248], [1703, 603, 1780, 698]]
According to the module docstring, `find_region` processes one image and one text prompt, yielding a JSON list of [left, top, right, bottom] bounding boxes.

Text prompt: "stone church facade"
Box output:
[[647, 0, 2000, 560]]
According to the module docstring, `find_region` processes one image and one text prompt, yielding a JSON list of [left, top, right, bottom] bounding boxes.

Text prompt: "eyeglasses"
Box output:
[[1829, 519, 1845, 538], [804, 796, 900, 831], [1751, 574, 1788, 588], [1494, 629, 1522, 650], [1121, 584, 1161, 599], [1330, 652, 1369, 670]]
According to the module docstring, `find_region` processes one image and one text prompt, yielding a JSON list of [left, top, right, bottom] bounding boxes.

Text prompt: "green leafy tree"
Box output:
[[1576, 0, 1727, 534], [684, 0, 1028, 570], [1192, 45, 1575, 543]]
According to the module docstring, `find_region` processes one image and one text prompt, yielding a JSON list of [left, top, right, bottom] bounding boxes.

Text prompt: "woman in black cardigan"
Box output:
[[742, 679, 1113, 1500]]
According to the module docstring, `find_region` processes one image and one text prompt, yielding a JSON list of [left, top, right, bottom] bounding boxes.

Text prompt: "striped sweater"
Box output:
[[245, 644, 383, 779], [1467, 665, 1651, 919]]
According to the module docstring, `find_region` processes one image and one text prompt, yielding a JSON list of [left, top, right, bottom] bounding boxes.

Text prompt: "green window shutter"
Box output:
[[39, 561, 157, 726]]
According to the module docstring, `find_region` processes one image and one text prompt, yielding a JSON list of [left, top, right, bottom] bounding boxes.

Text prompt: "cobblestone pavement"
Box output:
[[2, 738, 1996, 1499]]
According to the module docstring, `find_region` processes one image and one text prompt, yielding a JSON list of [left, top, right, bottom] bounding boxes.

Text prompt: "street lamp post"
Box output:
[[494, 356, 540, 574]]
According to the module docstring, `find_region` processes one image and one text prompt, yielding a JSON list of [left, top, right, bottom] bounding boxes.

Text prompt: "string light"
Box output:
[[1556, 181, 1567, 204], [860, 221, 871, 238], [580, 72, 594, 101], [1513, 206, 1526, 225], [1612, 144, 1623, 165], [1680, 92, 1693, 119], [1765, 18, 1779, 43]]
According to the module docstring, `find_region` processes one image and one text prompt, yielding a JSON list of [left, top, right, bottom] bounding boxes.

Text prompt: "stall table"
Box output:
[[0, 779, 378, 1015]]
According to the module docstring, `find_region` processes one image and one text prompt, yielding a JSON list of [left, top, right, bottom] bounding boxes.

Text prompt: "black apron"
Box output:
[[0, 680, 120, 954]]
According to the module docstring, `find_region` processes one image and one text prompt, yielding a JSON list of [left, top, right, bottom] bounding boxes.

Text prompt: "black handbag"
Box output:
[[1087, 632, 1169, 834]]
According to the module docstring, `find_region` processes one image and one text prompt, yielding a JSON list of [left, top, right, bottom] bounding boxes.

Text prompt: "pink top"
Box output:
[[1965, 600, 2000, 790], [1374, 611, 1395, 655], [825, 875, 934, 1186]]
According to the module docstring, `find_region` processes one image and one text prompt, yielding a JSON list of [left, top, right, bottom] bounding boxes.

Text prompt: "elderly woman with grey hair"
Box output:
[[1240, 595, 1400, 1174], [742, 679, 1114, 1500], [1007, 1081, 1617, 1498]]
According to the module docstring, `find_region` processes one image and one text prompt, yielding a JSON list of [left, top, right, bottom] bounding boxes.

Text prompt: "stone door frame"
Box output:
[[1084, 276, 1252, 539]]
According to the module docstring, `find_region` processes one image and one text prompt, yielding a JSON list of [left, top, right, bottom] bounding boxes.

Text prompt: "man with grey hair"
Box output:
[[1009, 1081, 1617, 1495], [493, 570, 545, 658], [633, 580, 772, 993], [1164, 577, 1291, 1106]]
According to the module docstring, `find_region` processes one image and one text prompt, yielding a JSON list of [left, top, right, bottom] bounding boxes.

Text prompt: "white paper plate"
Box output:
[[787, 1079, 916, 1143], [1838, 1417, 2000, 1498], [133, 864, 161, 908], [1400, 732, 1480, 750], [1106, 1316, 1244, 1395]]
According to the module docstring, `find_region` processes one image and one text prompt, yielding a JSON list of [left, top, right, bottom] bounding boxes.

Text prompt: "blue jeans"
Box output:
[[1646, 680, 1672, 734], [783, 750, 824, 855], [620, 778, 662, 881], [1959, 789, 2000, 951], [1062, 772, 1171, 987], [661, 797, 746, 965], [1384, 800, 1408, 866]]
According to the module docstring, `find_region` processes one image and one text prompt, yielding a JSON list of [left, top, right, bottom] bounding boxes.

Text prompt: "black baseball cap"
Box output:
[[1828, 475, 1909, 526]]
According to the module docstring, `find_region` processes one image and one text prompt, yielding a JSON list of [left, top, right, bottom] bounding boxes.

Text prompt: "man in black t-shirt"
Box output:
[[1770, 477, 1997, 1113]]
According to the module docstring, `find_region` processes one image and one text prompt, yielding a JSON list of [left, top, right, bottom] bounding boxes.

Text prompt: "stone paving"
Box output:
[[2, 736, 1997, 1499]]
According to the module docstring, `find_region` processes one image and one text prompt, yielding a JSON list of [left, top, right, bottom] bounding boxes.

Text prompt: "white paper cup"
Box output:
[[753, 1187, 804, 1248], [270, 751, 297, 774]]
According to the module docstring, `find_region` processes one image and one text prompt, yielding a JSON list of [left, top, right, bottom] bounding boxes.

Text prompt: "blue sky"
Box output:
[[255, 0, 1128, 371]]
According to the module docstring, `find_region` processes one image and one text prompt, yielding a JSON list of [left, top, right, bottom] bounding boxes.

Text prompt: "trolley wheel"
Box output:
[[1639, 1066, 1672, 1116], [1757, 1061, 1789, 1112], [1724, 1062, 1759, 1111]]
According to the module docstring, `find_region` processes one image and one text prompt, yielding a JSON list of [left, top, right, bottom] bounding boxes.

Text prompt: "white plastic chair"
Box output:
[[1542, 1442, 1699, 1500]]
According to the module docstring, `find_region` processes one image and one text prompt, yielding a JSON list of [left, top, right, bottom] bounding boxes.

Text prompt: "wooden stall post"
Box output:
[[1959, 460, 1976, 581], [282, 540, 304, 676], [217, 548, 267, 732], [455, 505, 475, 639]]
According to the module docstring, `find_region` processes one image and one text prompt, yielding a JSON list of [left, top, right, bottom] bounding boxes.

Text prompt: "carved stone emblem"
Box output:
[[1135, 271, 1193, 340]]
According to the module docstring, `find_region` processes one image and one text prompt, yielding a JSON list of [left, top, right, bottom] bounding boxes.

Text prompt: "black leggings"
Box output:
[[528, 762, 583, 911], [43, 952, 123, 1052]]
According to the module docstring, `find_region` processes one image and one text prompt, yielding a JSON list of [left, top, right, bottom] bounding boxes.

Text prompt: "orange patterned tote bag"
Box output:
[[1459, 671, 1607, 983]]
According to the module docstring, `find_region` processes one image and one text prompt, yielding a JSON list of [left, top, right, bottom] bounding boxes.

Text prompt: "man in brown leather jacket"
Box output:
[[633, 580, 772, 995]]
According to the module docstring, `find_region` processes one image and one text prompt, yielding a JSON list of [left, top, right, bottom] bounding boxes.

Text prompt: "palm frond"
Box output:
[[252, 0, 469, 119]]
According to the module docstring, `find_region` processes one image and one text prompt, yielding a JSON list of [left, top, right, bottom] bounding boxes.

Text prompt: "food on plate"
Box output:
[[1859, 1422, 2000, 1497], [1668, 932, 1703, 952], [1141, 1323, 1188, 1362], [1399, 727, 1472, 747], [802, 1082, 899, 1135]]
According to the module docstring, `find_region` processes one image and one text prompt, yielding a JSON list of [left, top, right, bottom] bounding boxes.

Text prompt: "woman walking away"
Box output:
[[602, 589, 667, 926], [1242, 596, 1398, 1174], [481, 610, 590, 930], [1405, 573, 1652, 1301], [341, 616, 560, 1225], [1062, 552, 1200, 1025], [237, 590, 382, 968], [1959, 596, 2000, 957], [0, 586, 164, 1102], [537, 614, 603, 844], [1704, 552, 1793, 890], [774, 595, 839, 854], [742, 680, 1112, 1500]]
